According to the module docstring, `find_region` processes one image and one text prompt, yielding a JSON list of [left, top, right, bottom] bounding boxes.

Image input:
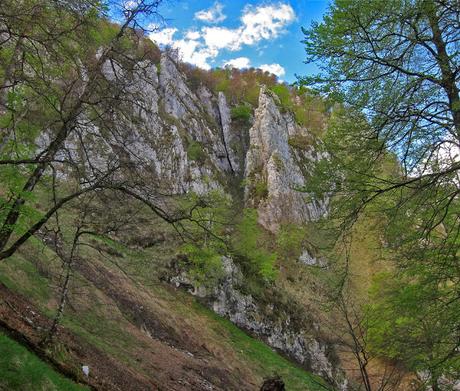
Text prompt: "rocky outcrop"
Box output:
[[245, 86, 327, 232], [173, 257, 348, 390], [42, 52, 242, 195]]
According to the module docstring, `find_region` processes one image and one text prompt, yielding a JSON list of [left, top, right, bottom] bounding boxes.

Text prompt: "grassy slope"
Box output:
[[0, 332, 88, 391], [193, 303, 328, 391], [0, 233, 328, 390]]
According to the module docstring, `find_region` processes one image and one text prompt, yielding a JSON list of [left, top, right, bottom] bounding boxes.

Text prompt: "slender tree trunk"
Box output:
[[426, 1, 460, 138], [0, 37, 23, 152], [41, 227, 81, 346]]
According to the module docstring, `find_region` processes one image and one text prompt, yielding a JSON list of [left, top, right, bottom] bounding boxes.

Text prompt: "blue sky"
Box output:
[[150, 1, 330, 83]]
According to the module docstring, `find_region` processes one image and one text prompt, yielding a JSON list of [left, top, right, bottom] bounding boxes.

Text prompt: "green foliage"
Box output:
[[269, 85, 327, 131], [367, 271, 460, 385], [253, 179, 269, 200], [186, 140, 206, 163], [301, 2, 460, 384], [287, 134, 312, 150], [232, 209, 277, 281], [270, 84, 293, 111], [0, 332, 88, 390], [276, 224, 308, 260], [88, 20, 118, 48], [193, 303, 328, 391], [177, 190, 232, 285], [230, 104, 252, 123], [0, 252, 50, 302], [181, 66, 278, 107], [181, 244, 224, 287]]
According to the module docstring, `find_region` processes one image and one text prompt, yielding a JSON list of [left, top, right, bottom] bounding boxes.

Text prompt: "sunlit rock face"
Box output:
[[57, 52, 327, 221], [48, 50, 341, 386], [244, 86, 327, 232]]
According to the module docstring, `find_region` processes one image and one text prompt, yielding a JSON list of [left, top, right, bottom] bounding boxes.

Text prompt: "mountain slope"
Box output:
[[0, 234, 329, 390], [0, 31, 343, 390]]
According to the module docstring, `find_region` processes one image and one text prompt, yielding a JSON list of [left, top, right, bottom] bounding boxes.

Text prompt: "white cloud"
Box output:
[[123, 0, 139, 10], [185, 30, 201, 40], [149, 2, 295, 70], [223, 59, 285, 78], [201, 3, 295, 53], [224, 57, 251, 69], [202, 26, 240, 51], [195, 2, 227, 24], [149, 28, 177, 46], [259, 63, 286, 77], [239, 4, 295, 46]]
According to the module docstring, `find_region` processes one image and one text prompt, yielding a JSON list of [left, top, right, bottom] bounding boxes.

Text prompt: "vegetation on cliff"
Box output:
[[0, 0, 458, 390]]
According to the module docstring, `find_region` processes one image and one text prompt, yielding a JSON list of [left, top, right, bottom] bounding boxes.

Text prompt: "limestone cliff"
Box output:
[[41, 51, 344, 388], [244, 86, 327, 232], [121, 54, 345, 387]]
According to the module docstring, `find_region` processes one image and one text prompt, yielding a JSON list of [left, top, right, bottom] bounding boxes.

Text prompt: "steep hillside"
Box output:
[[0, 234, 330, 390], [0, 11, 357, 389], [0, 39, 345, 389]]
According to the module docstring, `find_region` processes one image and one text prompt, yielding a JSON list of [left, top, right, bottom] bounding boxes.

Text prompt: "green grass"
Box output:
[[0, 332, 88, 391], [192, 302, 330, 391], [0, 215, 334, 391], [0, 252, 51, 303], [62, 307, 140, 364]]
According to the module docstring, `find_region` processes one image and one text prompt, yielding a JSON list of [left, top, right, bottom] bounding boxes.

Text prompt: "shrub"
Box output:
[[233, 209, 277, 281], [270, 84, 293, 111], [231, 104, 252, 123], [187, 140, 206, 163], [181, 244, 224, 287], [288, 134, 312, 150], [254, 179, 269, 200], [276, 224, 307, 260]]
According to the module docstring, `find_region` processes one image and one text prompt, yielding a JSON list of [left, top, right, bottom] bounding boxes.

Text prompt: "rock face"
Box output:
[[214, 259, 331, 374], [172, 256, 347, 389], [245, 86, 327, 232], [57, 52, 326, 218], [47, 51, 344, 387], [46, 52, 236, 195]]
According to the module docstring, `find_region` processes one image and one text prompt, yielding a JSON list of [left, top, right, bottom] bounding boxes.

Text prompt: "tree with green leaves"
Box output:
[[0, 0, 200, 261], [301, 0, 460, 389]]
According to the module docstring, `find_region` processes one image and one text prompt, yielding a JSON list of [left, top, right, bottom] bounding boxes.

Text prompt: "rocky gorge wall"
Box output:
[[132, 54, 346, 388], [43, 50, 345, 388]]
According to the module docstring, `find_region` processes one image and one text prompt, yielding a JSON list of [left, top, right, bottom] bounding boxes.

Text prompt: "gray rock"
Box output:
[[244, 86, 327, 233]]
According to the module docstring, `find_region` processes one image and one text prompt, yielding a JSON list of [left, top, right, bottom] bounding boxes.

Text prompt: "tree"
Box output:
[[301, 0, 460, 210], [301, 0, 460, 388], [0, 0, 203, 262]]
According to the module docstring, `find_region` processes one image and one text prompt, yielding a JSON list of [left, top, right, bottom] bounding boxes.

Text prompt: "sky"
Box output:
[[150, 1, 330, 83]]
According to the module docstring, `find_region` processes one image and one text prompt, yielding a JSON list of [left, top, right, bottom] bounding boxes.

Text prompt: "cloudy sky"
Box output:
[[150, 1, 329, 82]]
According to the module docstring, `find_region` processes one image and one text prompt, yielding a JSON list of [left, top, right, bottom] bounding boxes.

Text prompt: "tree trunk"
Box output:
[[426, 1, 460, 139]]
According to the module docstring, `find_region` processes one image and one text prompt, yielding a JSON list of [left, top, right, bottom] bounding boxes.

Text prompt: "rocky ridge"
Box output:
[[39, 50, 343, 388], [146, 55, 345, 387]]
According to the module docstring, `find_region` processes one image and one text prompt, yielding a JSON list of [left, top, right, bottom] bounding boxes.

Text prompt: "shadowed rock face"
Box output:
[[210, 257, 346, 389], [172, 256, 348, 390]]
